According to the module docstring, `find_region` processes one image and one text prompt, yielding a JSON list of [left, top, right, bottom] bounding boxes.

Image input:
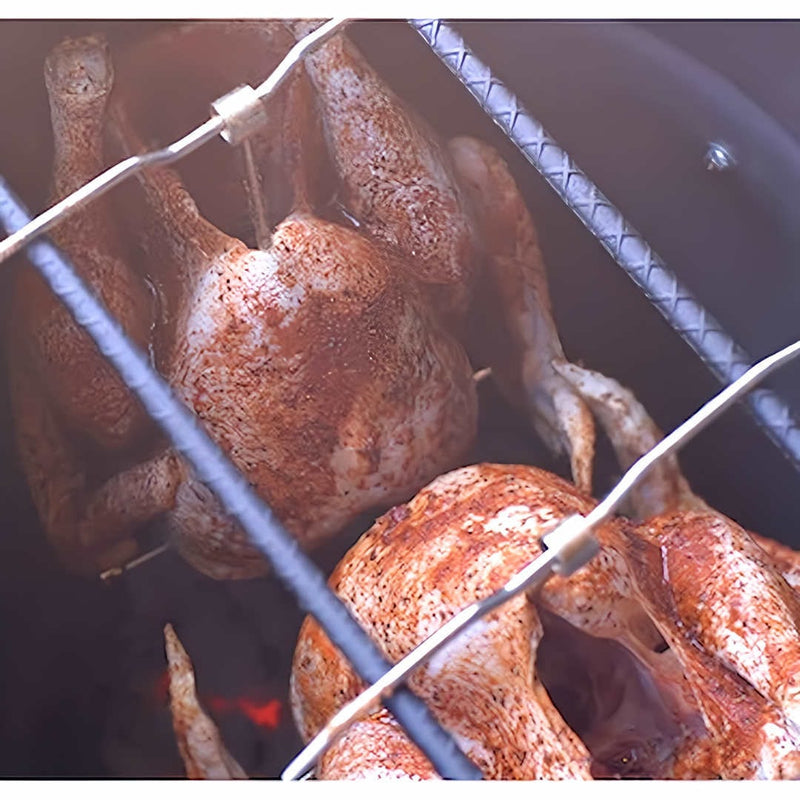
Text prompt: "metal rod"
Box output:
[[99, 542, 171, 584], [283, 335, 800, 779], [0, 117, 223, 265], [411, 18, 800, 474], [253, 18, 348, 102], [240, 139, 272, 251], [0, 18, 349, 269]]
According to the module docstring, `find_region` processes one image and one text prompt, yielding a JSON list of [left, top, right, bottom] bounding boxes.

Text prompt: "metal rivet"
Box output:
[[705, 142, 735, 172]]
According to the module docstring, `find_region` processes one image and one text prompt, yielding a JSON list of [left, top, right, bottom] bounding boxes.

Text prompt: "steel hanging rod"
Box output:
[[0, 17, 349, 268]]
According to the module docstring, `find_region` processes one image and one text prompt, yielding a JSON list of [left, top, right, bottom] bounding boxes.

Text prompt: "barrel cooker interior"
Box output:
[[1, 19, 800, 777]]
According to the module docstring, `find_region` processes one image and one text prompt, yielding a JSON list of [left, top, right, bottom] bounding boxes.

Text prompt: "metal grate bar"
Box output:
[[0, 179, 481, 782], [411, 18, 800, 473]]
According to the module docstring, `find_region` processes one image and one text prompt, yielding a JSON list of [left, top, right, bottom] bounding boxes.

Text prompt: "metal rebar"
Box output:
[[411, 18, 800, 474]]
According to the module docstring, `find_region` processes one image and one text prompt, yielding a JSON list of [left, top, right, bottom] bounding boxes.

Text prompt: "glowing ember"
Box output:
[[206, 695, 282, 730], [154, 669, 282, 730]]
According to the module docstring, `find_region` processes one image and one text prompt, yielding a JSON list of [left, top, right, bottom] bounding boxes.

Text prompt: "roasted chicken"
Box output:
[[289, 460, 800, 780], [8, 24, 597, 579]]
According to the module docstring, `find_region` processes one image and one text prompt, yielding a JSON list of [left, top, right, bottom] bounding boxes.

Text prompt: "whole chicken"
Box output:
[[8, 33, 478, 579], [289, 460, 800, 780], [9, 23, 600, 579]]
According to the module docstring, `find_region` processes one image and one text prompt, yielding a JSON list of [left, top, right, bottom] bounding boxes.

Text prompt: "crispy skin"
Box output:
[[18, 27, 478, 580], [318, 710, 440, 780], [750, 531, 800, 591], [291, 24, 476, 291], [164, 624, 247, 779], [638, 512, 800, 732], [292, 464, 606, 779], [619, 522, 800, 779], [106, 102, 478, 580], [292, 462, 800, 780], [21, 35, 154, 450], [293, 27, 597, 492]]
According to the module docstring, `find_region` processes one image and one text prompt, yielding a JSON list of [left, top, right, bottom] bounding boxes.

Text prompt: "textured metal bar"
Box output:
[[0, 179, 481, 782], [411, 18, 800, 472]]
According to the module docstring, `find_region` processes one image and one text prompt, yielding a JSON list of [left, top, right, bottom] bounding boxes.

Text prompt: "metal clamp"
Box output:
[[211, 85, 269, 146], [541, 514, 600, 576]]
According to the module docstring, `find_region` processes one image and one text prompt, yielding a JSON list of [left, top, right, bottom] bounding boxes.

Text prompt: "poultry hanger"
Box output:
[[2, 18, 800, 780]]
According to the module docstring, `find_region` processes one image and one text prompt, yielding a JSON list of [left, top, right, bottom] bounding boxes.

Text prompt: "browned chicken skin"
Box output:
[[9, 32, 481, 579], [539, 366, 800, 777], [6, 35, 155, 573], [290, 461, 800, 780], [131, 153, 478, 578], [288, 463, 706, 779], [10, 25, 602, 578]]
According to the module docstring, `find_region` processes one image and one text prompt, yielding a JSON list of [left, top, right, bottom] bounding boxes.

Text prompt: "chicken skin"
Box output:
[[11, 25, 601, 578], [290, 460, 800, 779], [6, 35, 155, 573]]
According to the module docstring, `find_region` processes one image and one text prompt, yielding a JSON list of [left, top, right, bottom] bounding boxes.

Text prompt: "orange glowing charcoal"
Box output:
[[238, 698, 282, 729], [207, 695, 282, 730]]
